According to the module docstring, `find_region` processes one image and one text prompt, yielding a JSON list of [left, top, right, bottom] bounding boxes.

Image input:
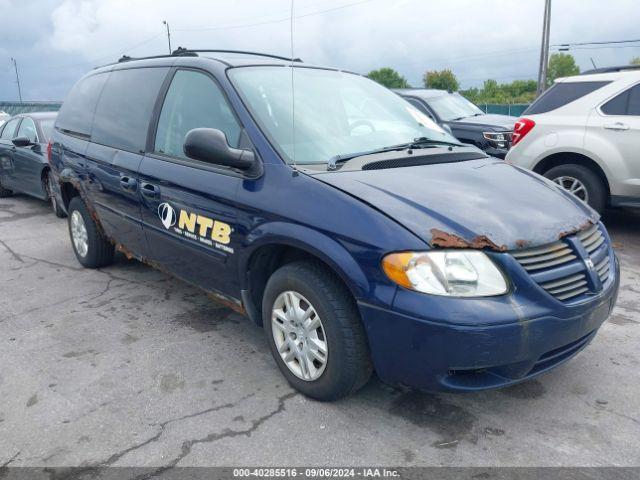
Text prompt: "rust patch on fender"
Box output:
[[430, 229, 507, 252]]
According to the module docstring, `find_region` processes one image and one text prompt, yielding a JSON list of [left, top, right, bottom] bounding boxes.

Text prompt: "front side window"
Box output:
[[154, 70, 242, 159], [425, 93, 484, 121], [0, 118, 20, 140], [17, 117, 38, 143], [229, 66, 454, 165]]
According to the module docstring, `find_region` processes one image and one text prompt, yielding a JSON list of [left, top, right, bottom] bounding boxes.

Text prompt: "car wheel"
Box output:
[[46, 171, 66, 218], [67, 196, 114, 268], [262, 261, 373, 401], [0, 179, 12, 198], [544, 164, 607, 213]]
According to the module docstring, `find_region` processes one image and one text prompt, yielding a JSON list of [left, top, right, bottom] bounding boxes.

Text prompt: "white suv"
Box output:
[[506, 66, 640, 213]]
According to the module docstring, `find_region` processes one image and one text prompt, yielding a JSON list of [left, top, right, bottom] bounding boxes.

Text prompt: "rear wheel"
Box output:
[[46, 171, 66, 218], [67, 197, 114, 268], [262, 261, 372, 401], [544, 164, 607, 213]]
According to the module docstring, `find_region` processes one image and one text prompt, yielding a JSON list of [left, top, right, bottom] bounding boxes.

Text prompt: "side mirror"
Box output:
[[12, 136, 33, 148], [441, 124, 453, 135], [184, 128, 256, 171]]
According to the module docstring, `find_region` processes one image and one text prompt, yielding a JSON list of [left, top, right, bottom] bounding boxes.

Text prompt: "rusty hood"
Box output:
[[312, 157, 599, 251]]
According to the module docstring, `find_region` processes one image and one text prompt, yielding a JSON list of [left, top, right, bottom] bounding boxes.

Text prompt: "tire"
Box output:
[[262, 261, 372, 401], [46, 171, 66, 218], [0, 179, 12, 198], [67, 196, 114, 268], [544, 164, 607, 214]]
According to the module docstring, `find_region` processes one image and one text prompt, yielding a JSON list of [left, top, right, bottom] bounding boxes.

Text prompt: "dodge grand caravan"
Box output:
[[49, 50, 619, 400]]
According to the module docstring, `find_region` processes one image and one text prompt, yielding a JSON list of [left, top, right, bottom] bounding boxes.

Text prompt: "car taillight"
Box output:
[[512, 118, 535, 147], [47, 141, 52, 163]]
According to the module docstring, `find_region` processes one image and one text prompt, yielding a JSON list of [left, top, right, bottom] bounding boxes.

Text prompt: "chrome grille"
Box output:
[[596, 256, 610, 283], [511, 223, 612, 303], [511, 241, 576, 271], [578, 224, 605, 255]]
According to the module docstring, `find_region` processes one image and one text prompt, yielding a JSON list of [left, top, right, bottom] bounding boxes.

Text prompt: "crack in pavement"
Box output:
[[41, 393, 260, 480], [0, 238, 24, 263], [0, 451, 21, 477], [133, 391, 297, 479]]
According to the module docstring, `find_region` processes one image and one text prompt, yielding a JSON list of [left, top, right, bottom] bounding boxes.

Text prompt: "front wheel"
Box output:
[[544, 164, 607, 213], [67, 197, 114, 268], [0, 179, 12, 198], [262, 261, 372, 401]]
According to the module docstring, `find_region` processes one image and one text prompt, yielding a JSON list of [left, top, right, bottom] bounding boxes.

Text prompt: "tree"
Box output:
[[459, 79, 537, 104], [546, 53, 580, 85], [423, 69, 459, 91], [366, 67, 410, 88], [631, 57, 640, 65]]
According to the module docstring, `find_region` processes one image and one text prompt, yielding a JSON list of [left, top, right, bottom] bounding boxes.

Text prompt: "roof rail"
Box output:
[[171, 47, 302, 63], [581, 65, 640, 75], [103, 47, 301, 69]]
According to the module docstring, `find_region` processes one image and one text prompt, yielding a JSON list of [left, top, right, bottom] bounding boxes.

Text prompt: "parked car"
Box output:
[[506, 66, 640, 213], [49, 50, 618, 401], [395, 88, 516, 158], [0, 111, 10, 127], [0, 112, 64, 216]]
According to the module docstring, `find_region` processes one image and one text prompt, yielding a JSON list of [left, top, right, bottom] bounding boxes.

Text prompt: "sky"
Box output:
[[1, 0, 639, 101]]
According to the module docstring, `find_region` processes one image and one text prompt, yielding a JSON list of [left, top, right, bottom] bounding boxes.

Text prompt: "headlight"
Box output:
[[482, 131, 510, 148], [382, 251, 508, 297]]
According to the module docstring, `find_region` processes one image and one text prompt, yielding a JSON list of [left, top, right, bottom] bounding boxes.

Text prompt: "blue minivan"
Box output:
[[49, 50, 619, 400]]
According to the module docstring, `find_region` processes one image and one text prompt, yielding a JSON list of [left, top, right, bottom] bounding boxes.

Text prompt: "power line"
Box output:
[[553, 38, 640, 47], [174, 0, 373, 32]]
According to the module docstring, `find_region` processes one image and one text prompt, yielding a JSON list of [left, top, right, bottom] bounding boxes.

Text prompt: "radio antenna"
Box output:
[[290, 0, 297, 171]]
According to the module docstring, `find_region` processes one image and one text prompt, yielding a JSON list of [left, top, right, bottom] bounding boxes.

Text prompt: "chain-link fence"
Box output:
[[477, 103, 529, 117]]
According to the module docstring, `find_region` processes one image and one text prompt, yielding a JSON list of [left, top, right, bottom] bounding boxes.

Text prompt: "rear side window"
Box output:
[[524, 81, 610, 115], [92, 67, 169, 153], [154, 69, 241, 159], [0, 118, 20, 140], [602, 84, 640, 116], [56, 73, 108, 137]]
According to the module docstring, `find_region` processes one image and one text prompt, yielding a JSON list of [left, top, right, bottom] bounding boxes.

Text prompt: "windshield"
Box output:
[[40, 119, 55, 141], [426, 92, 484, 122], [229, 66, 458, 165]]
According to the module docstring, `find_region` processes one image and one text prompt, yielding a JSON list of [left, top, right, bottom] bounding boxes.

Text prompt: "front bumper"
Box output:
[[484, 145, 509, 159], [358, 256, 619, 392]]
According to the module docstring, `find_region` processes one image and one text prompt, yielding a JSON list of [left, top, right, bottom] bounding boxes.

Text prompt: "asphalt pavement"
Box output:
[[1, 195, 639, 470]]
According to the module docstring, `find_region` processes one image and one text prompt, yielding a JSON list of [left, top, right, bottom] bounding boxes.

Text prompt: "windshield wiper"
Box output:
[[327, 137, 464, 170]]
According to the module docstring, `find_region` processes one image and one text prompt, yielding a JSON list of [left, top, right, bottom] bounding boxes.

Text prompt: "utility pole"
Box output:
[[162, 21, 172, 54], [536, 0, 552, 97], [11, 58, 23, 102]]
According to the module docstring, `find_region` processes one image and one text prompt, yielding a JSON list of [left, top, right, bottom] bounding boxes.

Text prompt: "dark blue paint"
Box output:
[[0, 113, 57, 201], [49, 55, 619, 392]]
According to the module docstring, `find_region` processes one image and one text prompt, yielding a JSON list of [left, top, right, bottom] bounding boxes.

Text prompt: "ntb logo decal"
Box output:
[[157, 202, 234, 254], [158, 203, 177, 229]]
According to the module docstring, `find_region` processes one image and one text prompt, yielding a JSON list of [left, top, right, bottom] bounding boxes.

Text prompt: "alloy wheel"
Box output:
[[70, 211, 89, 258], [271, 291, 328, 381], [552, 176, 589, 203]]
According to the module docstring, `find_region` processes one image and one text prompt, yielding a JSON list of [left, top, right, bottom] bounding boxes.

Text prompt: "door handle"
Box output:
[[603, 122, 629, 131], [140, 182, 160, 198], [120, 176, 138, 190]]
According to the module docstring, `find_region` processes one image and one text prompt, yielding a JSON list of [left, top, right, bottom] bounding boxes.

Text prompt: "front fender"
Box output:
[[238, 221, 371, 300]]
